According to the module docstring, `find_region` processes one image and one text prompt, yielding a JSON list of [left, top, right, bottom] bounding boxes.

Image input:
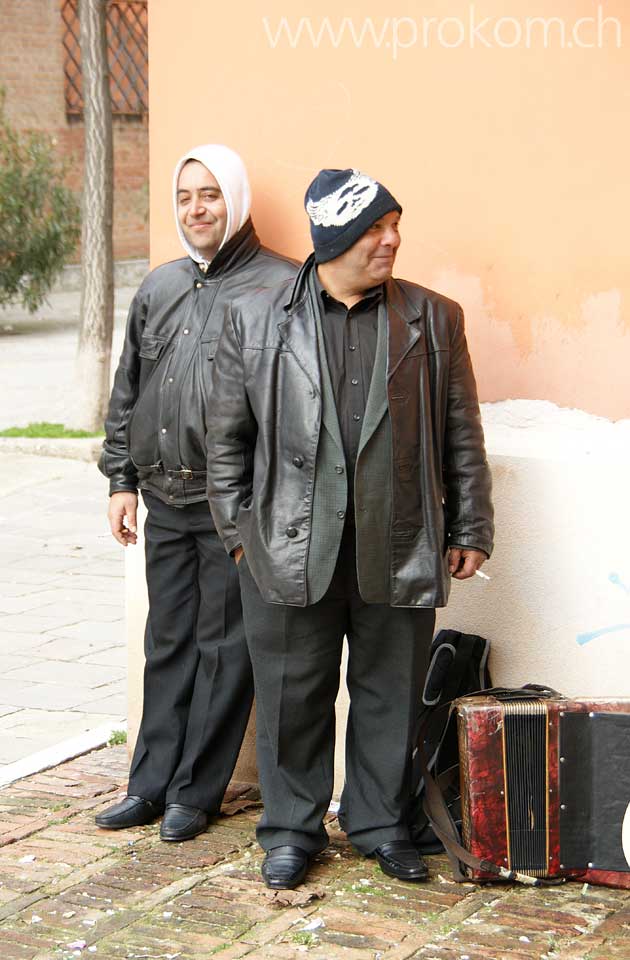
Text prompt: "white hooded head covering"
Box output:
[[172, 144, 252, 266]]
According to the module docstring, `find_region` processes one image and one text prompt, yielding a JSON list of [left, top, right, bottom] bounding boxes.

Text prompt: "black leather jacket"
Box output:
[[99, 220, 297, 505], [207, 261, 494, 607]]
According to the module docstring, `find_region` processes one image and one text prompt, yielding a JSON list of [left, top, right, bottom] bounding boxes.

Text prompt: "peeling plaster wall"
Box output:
[[439, 401, 630, 697], [331, 401, 630, 793], [127, 403, 630, 783], [433, 275, 628, 421]]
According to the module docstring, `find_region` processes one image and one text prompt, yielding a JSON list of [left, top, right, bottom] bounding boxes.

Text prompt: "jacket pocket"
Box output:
[[203, 337, 219, 361], [139, 333, 168, 360]]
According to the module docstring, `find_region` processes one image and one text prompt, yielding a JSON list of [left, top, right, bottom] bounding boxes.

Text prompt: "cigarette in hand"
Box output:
[[475, 569, 491, 581]]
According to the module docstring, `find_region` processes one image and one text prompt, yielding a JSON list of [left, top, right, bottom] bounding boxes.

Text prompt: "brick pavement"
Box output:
[[0, 746, 628, 960]]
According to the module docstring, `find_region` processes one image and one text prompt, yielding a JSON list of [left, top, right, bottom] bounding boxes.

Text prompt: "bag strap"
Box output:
[[423, 631, 484, 707], [441, 632, 478, 703], [463, 684, 564, 702]]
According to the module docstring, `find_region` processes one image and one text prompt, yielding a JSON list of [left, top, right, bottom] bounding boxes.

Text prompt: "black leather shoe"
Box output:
[[261, 845, 310, 889], [95, 795, 163, 830], [373, 840, 429, 881], [160, 804, 208, 842]]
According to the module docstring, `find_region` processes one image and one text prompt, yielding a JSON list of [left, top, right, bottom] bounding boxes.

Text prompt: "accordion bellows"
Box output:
[[456, 696, 630, 888]]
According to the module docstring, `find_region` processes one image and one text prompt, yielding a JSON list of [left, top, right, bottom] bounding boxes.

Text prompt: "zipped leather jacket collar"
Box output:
[[197, 217, 261, 280]]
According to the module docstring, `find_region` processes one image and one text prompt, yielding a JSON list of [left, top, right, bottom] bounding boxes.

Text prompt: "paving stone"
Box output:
[[4, 660, 125, 688], [77, 690, 127, 715], [0, 654, 39, 673], [242, 905, 313, 945], [13, 602, 123, 625], [100, 924, 228, 957], [0, 581, 47, 599], [10, 556, 86, 574], [0, 704, 21, 720], [71, 560, 127, 579], [47, 574, 124, 593], [0, 613, 83, 634], [0, 570, 61, 587], [0, 927, 54, 951], [0, 737, 46, 764], [33, 635, 123, 662], [0, 633, 60, 655], [0, 709, 122, 741], [50, 621, 126, 645], [78, 646, 128, 669], [10, 588, 122, 610], [0, 677, 38, 705], [0, 680, 88, 710], [0, 544, 41, 565], [0, 595, 57, 615]]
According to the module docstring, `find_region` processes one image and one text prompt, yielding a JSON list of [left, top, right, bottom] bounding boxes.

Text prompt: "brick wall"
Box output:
[[0, 0, 149, 261]]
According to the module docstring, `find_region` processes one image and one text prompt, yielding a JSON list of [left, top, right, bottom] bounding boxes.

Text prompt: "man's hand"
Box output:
[[108, 492, 138, 546], [448, 547, 487, 581], [233, 546, 244, 565]]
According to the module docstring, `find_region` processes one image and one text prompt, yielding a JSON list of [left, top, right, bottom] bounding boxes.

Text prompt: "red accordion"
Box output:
[[456, 695, 630, 888]]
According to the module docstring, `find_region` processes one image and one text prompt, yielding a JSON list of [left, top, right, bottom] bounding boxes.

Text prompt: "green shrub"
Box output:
[[108, 729, 128, 747], [0, 90, 81, 312]]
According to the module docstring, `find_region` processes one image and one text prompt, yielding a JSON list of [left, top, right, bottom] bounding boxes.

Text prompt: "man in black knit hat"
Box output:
[[207, 168, 494, 888]]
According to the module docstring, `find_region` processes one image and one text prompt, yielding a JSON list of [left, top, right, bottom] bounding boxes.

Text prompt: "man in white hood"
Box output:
[[96, 145, 296, 840]]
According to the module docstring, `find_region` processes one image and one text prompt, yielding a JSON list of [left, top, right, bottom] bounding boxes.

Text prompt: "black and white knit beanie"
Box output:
[[304, 168, 402, 264]]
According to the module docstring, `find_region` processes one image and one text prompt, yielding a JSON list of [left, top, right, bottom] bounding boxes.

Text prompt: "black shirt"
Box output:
[[315, 271, 383, 506]]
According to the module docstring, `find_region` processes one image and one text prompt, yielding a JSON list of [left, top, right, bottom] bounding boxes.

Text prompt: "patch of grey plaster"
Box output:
[[480, 399, 630, 462]]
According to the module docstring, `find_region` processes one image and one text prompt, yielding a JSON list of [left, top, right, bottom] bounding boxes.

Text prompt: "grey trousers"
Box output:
[[238, 527, 434, 855]]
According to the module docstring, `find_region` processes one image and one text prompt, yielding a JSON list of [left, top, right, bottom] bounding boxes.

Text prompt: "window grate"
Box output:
[[61, 0, 148, 117]]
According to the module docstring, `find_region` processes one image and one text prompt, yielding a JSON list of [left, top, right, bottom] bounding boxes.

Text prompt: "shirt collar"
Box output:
[[313, 267, 384, 310]]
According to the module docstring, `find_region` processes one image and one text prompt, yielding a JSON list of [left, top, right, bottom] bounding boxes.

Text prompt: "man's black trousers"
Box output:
[[238, 526, 434, 855], [127, 492, 253, 812]]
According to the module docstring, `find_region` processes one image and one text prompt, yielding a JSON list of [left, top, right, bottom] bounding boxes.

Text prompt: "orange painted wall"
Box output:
[[149, 0, 629, 418]]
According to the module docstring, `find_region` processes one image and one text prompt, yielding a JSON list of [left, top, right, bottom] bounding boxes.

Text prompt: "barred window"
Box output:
[[61, 0, 148, 117]]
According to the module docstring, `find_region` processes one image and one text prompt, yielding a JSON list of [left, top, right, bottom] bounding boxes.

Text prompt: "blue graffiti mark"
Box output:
[[609, 572, 630, 596], [577, 624, 630, 647], [576, 572, 630, 646]]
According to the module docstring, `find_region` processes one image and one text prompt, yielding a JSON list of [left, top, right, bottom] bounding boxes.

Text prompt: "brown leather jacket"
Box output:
[[207, 259, 494, 607]]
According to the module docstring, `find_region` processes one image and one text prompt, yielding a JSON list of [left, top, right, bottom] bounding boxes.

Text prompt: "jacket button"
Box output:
[[195, 281, 202, 289], [335, 465, 344, 475], [286, 526, 298, 538], [337, 510, 345, 520], [292, 456, 304, 468]]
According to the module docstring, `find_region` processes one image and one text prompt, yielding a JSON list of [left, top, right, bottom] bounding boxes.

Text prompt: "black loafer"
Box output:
[[95, 795, 163, 830], [373, 840, 429, 881], [160, 803, 208, 842], [261, 845, 310, 889]]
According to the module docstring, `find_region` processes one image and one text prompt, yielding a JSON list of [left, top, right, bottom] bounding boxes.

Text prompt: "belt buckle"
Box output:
[[180, 467, 193, 480]]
